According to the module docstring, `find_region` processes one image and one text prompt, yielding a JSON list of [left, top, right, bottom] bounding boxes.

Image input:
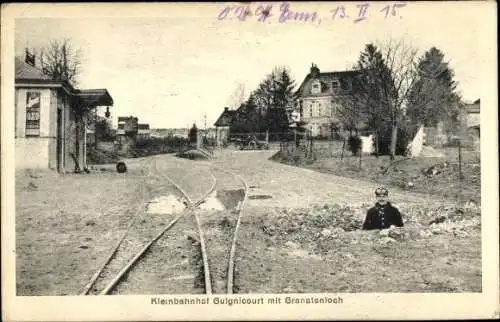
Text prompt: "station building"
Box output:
[[15, 53, 113, 172]]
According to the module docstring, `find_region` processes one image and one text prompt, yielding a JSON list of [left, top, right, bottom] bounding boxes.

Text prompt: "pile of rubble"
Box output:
[[259, 204, 365, 249], [421, 161, 480, 183], [382, 201, 481, 242], [259, 201, 481, 250], [421, 161, 451, 178]]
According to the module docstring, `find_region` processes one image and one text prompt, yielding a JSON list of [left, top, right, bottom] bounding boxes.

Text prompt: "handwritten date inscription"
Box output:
[[217, 2, 407, 24], [217, 3, 318, 24]]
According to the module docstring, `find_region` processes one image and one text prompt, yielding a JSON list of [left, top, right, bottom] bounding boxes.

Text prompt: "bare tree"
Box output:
[[331, 39, 420, 159], [227, 82, 247, 109], [377, 38, 420, 159], [39, 39, 82, 86]]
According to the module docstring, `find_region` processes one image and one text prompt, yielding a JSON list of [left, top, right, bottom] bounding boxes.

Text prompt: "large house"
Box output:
[[295, 63, 359, 137], [15, 52, 113, 172]]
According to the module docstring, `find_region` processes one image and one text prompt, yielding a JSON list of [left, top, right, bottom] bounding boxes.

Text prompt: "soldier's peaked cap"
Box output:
[[375, 187, 389, 197]]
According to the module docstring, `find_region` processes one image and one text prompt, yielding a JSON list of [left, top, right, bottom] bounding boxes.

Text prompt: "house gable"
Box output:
[[214, 108, 236, 127], [296, 64, 359, 99], [15, 57, 51, 81]]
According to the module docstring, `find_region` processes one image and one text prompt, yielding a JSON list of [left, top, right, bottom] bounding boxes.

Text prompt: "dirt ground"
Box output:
[[234, 203, 481, 293], [274, 146, 481, 203], [15, 163, 154, 295], [112, 212, 206, 295], [15, 150, 482, 295]]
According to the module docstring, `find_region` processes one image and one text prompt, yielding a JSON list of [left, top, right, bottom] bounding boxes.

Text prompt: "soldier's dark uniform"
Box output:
[[362, 188, 404, 230]]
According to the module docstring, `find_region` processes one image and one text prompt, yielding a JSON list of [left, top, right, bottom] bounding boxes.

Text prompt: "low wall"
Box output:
[[96, 141, 115, 152], [16, 137, 52, 169]]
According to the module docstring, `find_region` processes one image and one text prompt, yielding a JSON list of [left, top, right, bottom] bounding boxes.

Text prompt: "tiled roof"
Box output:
[[214, 108, 236, 127], [118, 116, 138, 122], [16, 56, 114, 109], [296, 69, 360, 97], [15, 57, 51, 80]]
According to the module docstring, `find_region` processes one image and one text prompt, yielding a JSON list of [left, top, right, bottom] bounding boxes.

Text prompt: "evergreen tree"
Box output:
[[188, 123, 198, 144], [254, 74, 276, 112], [407, 47, 460, 127], [275, 68, 296, 110], [252, 66, 296, 138]]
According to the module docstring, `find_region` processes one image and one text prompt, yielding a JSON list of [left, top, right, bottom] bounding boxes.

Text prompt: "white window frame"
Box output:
[[311, 81, 321, 94], [25, 91, 41, 137]]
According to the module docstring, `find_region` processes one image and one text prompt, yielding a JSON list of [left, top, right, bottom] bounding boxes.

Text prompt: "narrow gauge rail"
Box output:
[[192, 165, 249, 294], [81, 158, 217, 295], [81, 156, 249, 296], [216, 167, 248, 294]]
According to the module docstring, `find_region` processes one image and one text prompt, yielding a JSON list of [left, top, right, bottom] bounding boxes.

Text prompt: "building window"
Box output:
[[311, 81, 321, 94], [25, 91, 41, 136], [331, 81, 340, 90], [341, 78, 350, 90], [331, 102, 339, 116]]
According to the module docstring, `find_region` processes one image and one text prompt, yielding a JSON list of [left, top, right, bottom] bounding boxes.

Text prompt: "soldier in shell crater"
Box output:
[[362, 187, 404, 230]]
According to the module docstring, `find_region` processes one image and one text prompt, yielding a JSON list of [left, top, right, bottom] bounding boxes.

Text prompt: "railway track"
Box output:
[[80, 156, 248, 295]]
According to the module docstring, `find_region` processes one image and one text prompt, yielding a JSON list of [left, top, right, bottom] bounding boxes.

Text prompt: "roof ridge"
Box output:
[[15, 56, 51, 80]]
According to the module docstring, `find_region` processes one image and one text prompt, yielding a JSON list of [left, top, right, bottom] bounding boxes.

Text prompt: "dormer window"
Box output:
[[311, 80, 321, 94], [340, 78, 351, 90]]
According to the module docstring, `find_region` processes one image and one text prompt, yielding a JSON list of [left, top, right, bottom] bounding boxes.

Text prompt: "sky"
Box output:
[[14, 2, 489, 129]]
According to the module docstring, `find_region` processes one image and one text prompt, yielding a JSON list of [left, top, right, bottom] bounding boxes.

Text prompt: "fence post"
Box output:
[[359, 146, 362, 169], [458, 138, 463, 181], [341, 138, 346, 161], [329, 124, 333, 157], [309, 134, 313, 159]]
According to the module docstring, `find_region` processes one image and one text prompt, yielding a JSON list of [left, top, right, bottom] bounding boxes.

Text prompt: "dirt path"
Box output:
[[210, 150, 454, 209]]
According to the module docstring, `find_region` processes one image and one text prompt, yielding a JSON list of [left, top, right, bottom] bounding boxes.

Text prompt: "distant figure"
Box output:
[[362, 187, 404, 230]]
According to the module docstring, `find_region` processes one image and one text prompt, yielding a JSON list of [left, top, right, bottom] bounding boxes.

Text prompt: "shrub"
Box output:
[[86, 147, 120, 165], [373, 126, 414, 156], [347, 136, 362, 156], [188, 124, 198, 144], [132, 136, 189, 157], [442, 137, 461, 148], [311, 135, 329, 141]]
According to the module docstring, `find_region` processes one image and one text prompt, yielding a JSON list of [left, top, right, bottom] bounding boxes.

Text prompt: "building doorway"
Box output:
[[57, 108, 63, 172]]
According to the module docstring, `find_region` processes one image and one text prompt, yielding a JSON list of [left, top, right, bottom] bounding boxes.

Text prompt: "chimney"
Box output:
[[25, 48, 36, 67], [310, 63, 320, 78], [224, 107, 229, 112]]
